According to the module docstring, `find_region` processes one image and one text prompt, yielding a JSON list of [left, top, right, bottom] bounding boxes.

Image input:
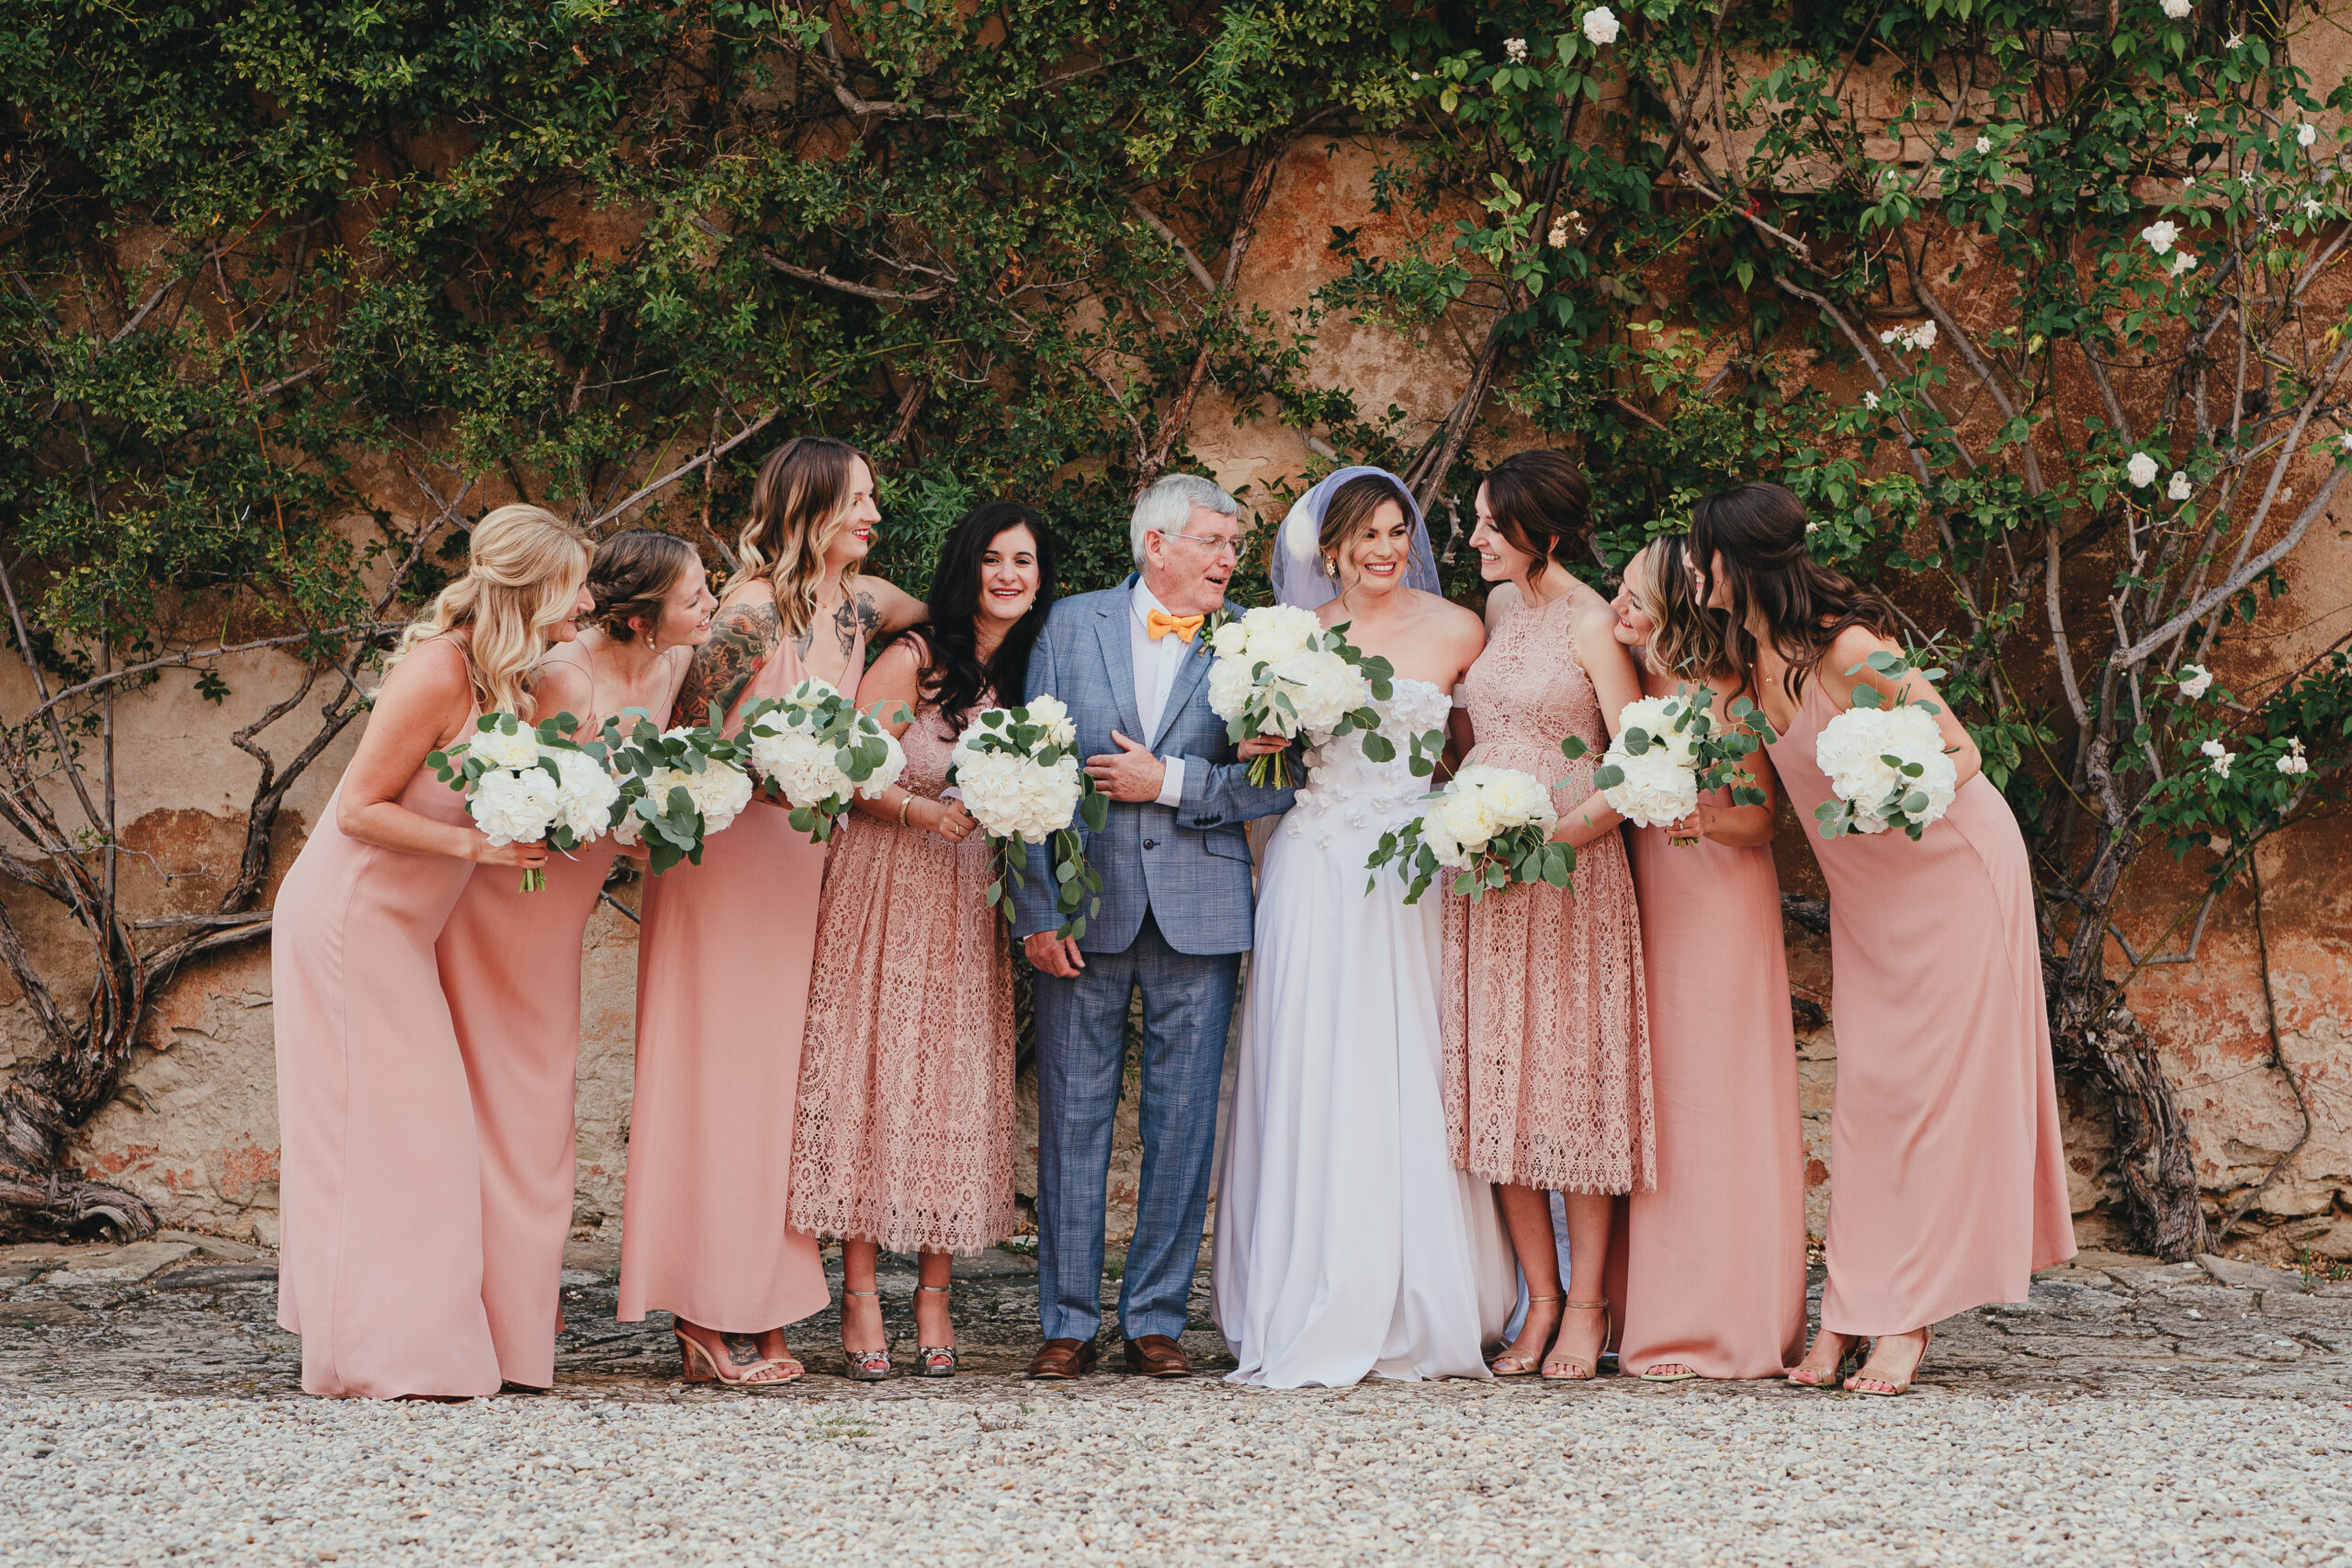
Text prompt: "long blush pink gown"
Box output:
[[435, 649, 650, 1388], [616, 617, 861, 1332], [1768, 681, 2075, 1334], [790, 698, 1017, 1255], [1606, 787, 1807, 1379], [273, 715, 503, 1398], [1442, 588, 1653, 1195]]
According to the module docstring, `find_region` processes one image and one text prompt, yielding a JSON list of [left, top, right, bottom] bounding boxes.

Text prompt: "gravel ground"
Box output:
[[3, 1386, 2349, 1565]]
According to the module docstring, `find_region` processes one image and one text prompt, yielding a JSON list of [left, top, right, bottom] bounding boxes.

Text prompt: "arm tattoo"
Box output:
[[676, 602, 779, 727], [789, 591, 884, 662]]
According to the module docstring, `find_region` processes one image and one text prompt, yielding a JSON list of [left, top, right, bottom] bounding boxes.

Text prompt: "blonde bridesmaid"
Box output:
[[272, 504, 591, 1399], [617, 436, 926, 1386], [1600, 537, 1806, 1382], [791, 502, 1055, 1379], [435, 531, 717, 1391], [1444, 449, 1653, 1382], [1686, 481, 2075, 1395]]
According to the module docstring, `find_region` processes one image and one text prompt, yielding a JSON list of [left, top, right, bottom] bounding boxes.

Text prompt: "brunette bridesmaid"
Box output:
[[1444, 450, 1653, 1381], [617, 436, 926, 1386], [791, 502, 1055, 1379], [1685, 481, 2075, 1395], [273, 504, 591, 1399], [1600, 537, 1806, 1382], [435, 531, 717, 1390]]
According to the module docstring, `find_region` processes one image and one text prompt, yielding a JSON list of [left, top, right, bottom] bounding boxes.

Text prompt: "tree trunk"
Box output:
[[2049, 969, 2207, 1260]]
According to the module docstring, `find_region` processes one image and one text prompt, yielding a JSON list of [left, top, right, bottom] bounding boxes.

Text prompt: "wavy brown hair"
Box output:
[[1686, 482, 1900, 701], [384, 503, 588, 719], [1479, 448, 1592, 584], [1629, 536, 1731, 682], [737, 435, 873, 639], [589, 530, 698, 645]]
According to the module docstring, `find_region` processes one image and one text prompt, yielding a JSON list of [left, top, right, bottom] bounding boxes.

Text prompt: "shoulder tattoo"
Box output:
[[676, 601, 779, 727]]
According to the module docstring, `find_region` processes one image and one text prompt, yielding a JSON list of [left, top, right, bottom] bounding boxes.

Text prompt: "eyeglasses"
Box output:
[[1163, 530, 1243, 560]]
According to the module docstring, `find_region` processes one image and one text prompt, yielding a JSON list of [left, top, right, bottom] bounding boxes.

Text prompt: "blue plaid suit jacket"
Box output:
[[1012, 582, 1296, 955]]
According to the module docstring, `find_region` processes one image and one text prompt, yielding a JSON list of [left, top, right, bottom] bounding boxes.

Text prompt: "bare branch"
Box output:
[[586, 408, 782, 531], [1127, 198, 1218, 296], [692, 218, 946, 302]]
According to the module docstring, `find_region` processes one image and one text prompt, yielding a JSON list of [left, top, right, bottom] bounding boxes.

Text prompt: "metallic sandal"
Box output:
[[841, 1290, 890, 1382], [1787, 1331, 1865, 1389], [1543, 1302, 1611, 1382], [1490, 1294, 1564, 1376], [1845, 1328, 1931, 1396], [915, 1284, 957, 1379]]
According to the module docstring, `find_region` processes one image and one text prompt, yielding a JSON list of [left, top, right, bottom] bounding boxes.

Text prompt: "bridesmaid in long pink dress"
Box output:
[[435, 531, 716, 1390], [617, 436, 926, 1386], [1443, 450, 1653, 1382], [273, 504, 591, 1399], [1600, 538, 1806, 1382], [792, 502, 1052, 1379], [1685, 481, 2075, 1395]]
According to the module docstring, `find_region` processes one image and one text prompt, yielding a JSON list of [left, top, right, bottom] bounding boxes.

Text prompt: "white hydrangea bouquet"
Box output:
[[428, 711, 623, 891], [736, 678, 908, 843], [604, 716, 755, 875], [1363, 762, 1575, 905], [1594, 690, 1779, 829], [1205, 605, 1395, 787], [1813, 651, 1959, 840], [947, 694, 1112, 940]]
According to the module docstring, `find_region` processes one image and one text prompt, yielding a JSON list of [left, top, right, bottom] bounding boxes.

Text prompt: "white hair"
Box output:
[[1130, 473, 1239, 566]]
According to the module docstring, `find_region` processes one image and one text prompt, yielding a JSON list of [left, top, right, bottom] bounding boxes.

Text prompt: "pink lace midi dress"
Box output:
[[435, 649, 651, 1387], [1767, 680, 2075, 1334], [273, 739, 503, 1398], [1442, 587, 1654, 1195], [616, 617, 861, 1332], [789, 699, 1018, 1255]]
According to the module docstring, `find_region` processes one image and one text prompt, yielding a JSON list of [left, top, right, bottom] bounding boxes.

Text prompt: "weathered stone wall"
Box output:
[[13, 72, 2352, 1261]]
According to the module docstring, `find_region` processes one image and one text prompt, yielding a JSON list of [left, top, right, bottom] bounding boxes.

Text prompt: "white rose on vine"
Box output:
[[1582, 6, 1621, 45], [2126, 452, 2159, 488], [2175, 663, 2212, 699]]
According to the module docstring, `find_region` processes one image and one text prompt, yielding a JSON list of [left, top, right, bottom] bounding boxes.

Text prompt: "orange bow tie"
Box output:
[[1146, 608, 1204, 643]]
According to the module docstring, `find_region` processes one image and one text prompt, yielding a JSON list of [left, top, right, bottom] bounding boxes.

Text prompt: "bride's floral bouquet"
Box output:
[[429, 712, 625, 892], [1206, 606, 1395, 787], [738, 678, 908, 843], [1364, 762, 1575, 905], [948, 694, 1112, 940], [1813, 651, 1959, 840], [1593, 690, 1778, 830], [605, 716, 755, 875]]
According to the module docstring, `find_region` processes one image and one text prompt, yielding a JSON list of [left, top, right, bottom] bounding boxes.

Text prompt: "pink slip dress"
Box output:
[[1766, 679, 2075, 1334], [616, 609, 860, 1331]]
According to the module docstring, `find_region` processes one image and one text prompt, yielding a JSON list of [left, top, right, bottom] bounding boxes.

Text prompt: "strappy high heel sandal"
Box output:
[[841, 1289, 890, 1382], [1543, 1301, 1611, 1382], [1844, 1327, 1931, 1396], [1636, 1362, 1699, 1383], [914, 1283, 957, 1379], [675, 1328, 802, 1389], [1787, 1330, 1865, 1389], [1490, 1294, 1564, 1376]]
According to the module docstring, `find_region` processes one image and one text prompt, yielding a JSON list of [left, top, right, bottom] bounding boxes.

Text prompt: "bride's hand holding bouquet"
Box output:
[[1205, 605, 1395, 787]]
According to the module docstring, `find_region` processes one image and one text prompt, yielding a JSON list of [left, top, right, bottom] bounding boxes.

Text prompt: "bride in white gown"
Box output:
[[1213, 468, 1517, 1388]]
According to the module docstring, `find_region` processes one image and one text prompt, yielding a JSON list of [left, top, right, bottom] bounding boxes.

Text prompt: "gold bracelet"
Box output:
[[898, 794, 916, 828]]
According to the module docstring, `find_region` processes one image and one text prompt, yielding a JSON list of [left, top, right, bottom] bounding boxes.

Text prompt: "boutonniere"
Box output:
[[1199, 608, 1235, 653]]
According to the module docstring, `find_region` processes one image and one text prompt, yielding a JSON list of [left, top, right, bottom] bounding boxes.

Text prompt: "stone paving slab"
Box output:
[[0, 1240, 2346, 1403]]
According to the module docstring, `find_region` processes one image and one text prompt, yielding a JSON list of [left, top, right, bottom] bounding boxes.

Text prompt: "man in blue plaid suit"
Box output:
[[1012, 473, 1296, 1379]]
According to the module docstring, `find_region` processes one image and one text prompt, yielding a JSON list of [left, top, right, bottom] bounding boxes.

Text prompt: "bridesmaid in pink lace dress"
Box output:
[[792, 502, 1053, 1379], [273, 505, 590, 1398], [1600, 539, 1806, 1382], [617, 437, 926, 1387], [435, 531, 715, 1391], [1687, 482, 2074, 1396], [1443, 450, 1652, 1382]]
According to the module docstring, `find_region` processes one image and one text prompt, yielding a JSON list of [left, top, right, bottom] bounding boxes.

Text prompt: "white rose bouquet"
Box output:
[[1594, 689, 1779, 831], [1812, 652, 1960, 840], [1363, 762, 1575, 905], [1206, 606, 1395, 787], [428, 711, 624, 891], [948, 694, 1112, 940], [605, 716, 755, 875], [737, 678, 908, 844]]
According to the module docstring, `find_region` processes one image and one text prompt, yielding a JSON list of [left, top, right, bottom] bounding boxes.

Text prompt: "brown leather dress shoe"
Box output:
[[1123, 1334, 1193, 1378], [1024, 1338, 1099, 1379]]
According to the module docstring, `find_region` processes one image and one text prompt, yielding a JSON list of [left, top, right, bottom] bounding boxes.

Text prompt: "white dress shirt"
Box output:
[[1129, 581, 1191, 807]]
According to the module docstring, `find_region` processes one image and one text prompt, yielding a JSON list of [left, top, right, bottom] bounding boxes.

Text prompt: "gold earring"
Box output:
[[1324, 556, 1339, 579]]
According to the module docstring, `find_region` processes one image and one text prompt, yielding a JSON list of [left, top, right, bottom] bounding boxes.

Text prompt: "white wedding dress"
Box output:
[[1213, 678, 1517, 1387]]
